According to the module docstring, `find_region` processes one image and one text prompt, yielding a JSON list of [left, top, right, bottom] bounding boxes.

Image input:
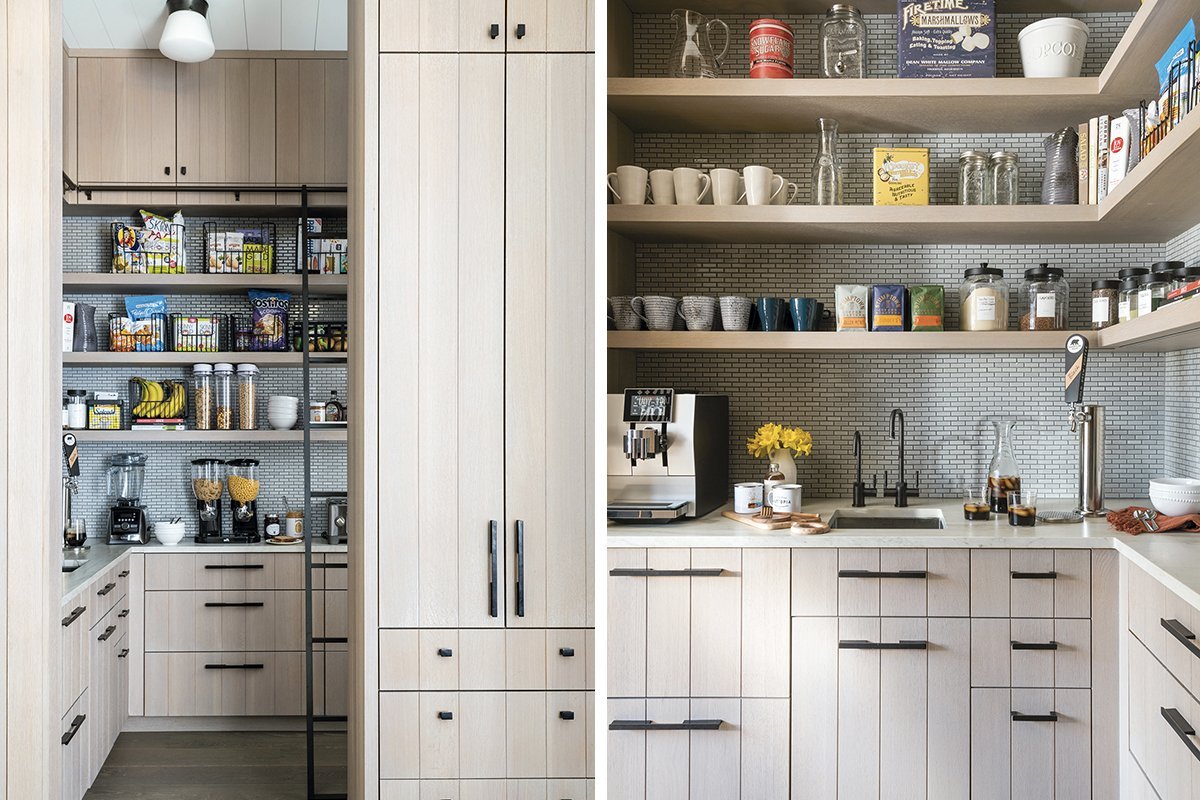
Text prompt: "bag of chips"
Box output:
[[139, 209, 186, 273], [249, 290, 290, 351]]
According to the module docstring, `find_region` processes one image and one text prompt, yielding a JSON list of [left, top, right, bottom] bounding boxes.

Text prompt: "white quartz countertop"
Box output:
[[62, 539, 348, 604], [608, 498, 1200, 609]]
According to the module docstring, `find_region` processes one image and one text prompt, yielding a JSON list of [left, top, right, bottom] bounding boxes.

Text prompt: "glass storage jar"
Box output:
[[959, 264, 1008, 331], [819, 5, 866, 78], [989, 151, 1019, 205], [1118, 276, 1141, 322], [66, 389, 88, 430], [1170, 265, 1200, 301], [192, 363, 214, 430], [236, 363, 258, 431], [1020, 265, 1068, 331], [1137, 272, 1170, 317], [1090, 279, 1119, 330], [213, 362, 234, 430], [958, 151, 989, 205]]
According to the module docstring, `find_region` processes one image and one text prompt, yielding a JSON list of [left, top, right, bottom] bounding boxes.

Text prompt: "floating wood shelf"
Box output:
[[63, 352, 348, 367], [69, 428, 347, 443], [1098, 301, 1200, 352], [63, 273, 348, 296], [607, 330, 1096, 352], [619, 0, 1139, 14]]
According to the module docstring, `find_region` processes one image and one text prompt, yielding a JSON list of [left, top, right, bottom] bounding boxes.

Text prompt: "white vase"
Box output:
[[771, 450, 798, 484]]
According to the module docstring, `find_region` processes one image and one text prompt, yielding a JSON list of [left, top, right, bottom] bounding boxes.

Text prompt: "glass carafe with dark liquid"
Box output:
[[987, 420, 1021, 513]]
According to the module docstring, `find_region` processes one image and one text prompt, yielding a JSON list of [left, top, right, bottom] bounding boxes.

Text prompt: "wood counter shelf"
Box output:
[[1098, 301, 1200, 352], [607, 330, 1096, 352], [64, 352, 348, 367]]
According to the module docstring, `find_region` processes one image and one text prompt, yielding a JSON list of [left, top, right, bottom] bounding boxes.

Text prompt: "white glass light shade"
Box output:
[[159, 8, 215, 63]]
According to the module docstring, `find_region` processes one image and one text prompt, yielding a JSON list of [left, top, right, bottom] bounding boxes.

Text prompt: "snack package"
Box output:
[[870, 284, 907, 331], [910, 285, 945, 331], [249, 290, 290, 352], [139, 209, 186, 273], [835, 285, 869, 331], [125, 295, 167, 329]]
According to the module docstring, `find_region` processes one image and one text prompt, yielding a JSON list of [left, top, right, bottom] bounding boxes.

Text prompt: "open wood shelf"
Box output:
[[618, 0, 1139, 14], [1098, 301, 1200, 352], [608, 330, 1095, 352], [63, 352, 348, 367], [62, 273, 348, 296], [69, 428, 347, 443]]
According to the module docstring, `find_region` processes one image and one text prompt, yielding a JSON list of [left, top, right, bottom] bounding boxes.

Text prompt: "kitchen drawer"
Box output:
[[379, 780, 590, 800], [144, 590, 305, 652], [516, 691, 588, 779], [507, 629, 589, 691], [315, 553, 348, 590], [143, 651, 304, 716], [971, 618, 1091, 688], [1128, 634, 1200, 798], [144, 552, 304, 590], [379, 691, 507, 779], [313, 646, 349, 718], [61, 690, 90, 800], [792, 548, 969, 617], [87, 563, 124, 629], [970, 687, 1091, 800], [61, 599, 89, 717], [971, 549, 1091, 618], [1129, 562, 1200, 700], [379, 628, 507, 690]]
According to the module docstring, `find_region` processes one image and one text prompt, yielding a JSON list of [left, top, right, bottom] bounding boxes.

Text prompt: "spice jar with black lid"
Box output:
[[959, 264, 1008, 331], [1137, 272, 1171, 317], [1169, 266, 1200, 301], [1019, 265, 1068, 331], [1119, 276, 1141, 322], [1091, 279, 1119, 330]]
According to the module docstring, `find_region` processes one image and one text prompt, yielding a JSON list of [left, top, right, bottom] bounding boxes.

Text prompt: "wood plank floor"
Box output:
[[84, 731, 346, 799]]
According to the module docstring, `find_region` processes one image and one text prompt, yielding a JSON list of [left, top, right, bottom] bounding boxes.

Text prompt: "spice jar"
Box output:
[[1118, 276, 1141, 322], [263, 512, 281, 539], [960, 264, 1008, 331], [989, 151, 1019, 205], [213, 362, 234, 430], [236, 364, 258, 431], [1019, 265, 1068, 331], [192, 363, 214, 430], [958, 151, 989, 205], [1090, 280, 1119, 330], [1137, 272, 1170, 317], [819, 5, 866, 78], [1169, 266, 1200, 301]]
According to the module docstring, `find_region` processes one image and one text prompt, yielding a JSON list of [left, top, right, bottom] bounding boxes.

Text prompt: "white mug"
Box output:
[[649, 169, 676, 205], [771, 179, 800, 205], [768, 483, 803, 513], [742, 165, 785, 206], [607, 165, 649, 205], [710, 168, 744, 206], [734, 482, 764, 514], [672, 167, 711, 205]]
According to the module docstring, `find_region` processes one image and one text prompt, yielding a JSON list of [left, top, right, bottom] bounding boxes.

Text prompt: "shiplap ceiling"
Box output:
[[62, 0, 347, 51]]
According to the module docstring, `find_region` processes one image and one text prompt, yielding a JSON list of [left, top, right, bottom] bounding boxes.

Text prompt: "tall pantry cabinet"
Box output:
[[373, 2, 594, 797]]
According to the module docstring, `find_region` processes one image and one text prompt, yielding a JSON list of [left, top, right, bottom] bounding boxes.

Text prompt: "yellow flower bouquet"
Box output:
[[747, 422, 813, 460]]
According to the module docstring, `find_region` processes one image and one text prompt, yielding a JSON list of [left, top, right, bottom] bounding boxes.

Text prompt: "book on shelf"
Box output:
[[1109, 115, 1131, 193], [1087, 117, 1098, 204], [1076, 122, 1089, 204], [1096, 115, 1110, 202]]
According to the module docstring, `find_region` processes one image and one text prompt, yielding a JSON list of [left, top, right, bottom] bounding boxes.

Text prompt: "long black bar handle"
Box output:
[[1163, 618, 1200, 659], [1011, 571, 1058, 579], [608, 568, 727, 578], [838, 640, 928, 650], [97, 625, 118, 642], [61, 606, 86, 628], [204, 564, 265, 571], [609, 719, 723, 731], [204, 602, 266, 608], [204, 663, 266, 670], [61, 714, 86, 746], [838, 570, 928, 579], [1163, 707, 1200, 762], [1011, 712, 1059, 722], [96, 582, 117, 596], [515, 520, 525, 618], [488, 520, 499, 619], [1011, 640, 1059, 651]]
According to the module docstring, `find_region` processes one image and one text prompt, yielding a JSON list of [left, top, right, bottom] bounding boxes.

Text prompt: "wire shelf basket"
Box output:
[[108, 313, 168, 352], [111, 222, 185, 274], [204, 222, 277, 274], [169, 313, 232, 353]]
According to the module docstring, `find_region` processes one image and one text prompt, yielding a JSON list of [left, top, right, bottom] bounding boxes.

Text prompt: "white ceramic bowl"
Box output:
[[1149, 491, 1200, 517], [155, 521, 186, 546], [269, 416, 298, 431], [1018, 17, 1089, 78], [1150, 477, 1200, 494]]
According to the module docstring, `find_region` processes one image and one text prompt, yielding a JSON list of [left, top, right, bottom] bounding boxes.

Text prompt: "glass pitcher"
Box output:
[[669, 9, 730, 78], [986, 420, 1021, 514]]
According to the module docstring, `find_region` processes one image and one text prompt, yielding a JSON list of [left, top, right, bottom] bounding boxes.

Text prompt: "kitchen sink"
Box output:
[[828, 508, 947, 530]]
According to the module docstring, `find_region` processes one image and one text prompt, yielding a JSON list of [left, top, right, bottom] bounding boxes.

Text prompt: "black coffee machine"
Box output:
[[107, 453, 150, 544], [226, 458, 262, 543]]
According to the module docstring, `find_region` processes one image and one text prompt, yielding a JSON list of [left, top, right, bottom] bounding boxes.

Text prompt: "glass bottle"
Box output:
[[958, 150, 989, 205], [325, 390, 345, 423], [819, 5, 867, 78], [763, 462, 786, 501], [812, 117, 843, 205], [987, 420, 1021, 514], [990, 151, 1019, 205]]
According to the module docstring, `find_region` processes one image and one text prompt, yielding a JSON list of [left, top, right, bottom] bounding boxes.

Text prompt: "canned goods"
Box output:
[[734, 482, 764, 514], [768, 483, 803, 514], [749, 19, 794, 79]]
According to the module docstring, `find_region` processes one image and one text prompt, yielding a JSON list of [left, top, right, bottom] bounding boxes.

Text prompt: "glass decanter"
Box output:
[[987, 419, 1021, 514], [812, 117, 843, 205]]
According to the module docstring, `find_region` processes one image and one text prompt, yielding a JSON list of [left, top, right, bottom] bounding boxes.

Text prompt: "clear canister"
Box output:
[[958, 150, 989, 205], [1137, 272, 1170, 317], [959, 264, 1008, 331], [1170, 266, 1200, 300], [819, 5, 867, 78], [989, 151, 1019, 205], [1019, 265, 1068, 331], [192, 363, 214, 430], [237, 363, 258, 431], [66, 389, 88, 430], [1090, 279, 1119, 330], [213, 362, 234, 430], [1118, 276, 1140, 322]]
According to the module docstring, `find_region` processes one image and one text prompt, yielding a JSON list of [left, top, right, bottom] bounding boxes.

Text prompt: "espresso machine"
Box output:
[[191, 458, 225, 542], [226, 458, 262, 543], [607, 389, 728, 522], [107, 453, 150, 544]]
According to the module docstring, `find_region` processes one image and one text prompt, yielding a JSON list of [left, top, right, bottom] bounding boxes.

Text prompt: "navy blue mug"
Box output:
[[788, 297, 832, 331], [755, 297, 786, 331]]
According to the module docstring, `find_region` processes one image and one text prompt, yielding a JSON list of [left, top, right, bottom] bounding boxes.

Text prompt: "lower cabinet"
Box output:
[[87, 596, 129, 786], [61, 690, 90, 800], [379, 779, 593, 800], [143, 651, 305, 715], [1128, 633, 1200, 798]]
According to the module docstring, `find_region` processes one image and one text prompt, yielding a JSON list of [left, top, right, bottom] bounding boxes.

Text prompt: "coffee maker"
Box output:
[[191, 458, 225, 543], [107, 453, 150, 544], [226, 458, 262, 543], [607, 389, 728, 522]]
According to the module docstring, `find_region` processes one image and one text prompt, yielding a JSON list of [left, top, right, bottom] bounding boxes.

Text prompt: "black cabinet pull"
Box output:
[[313, 562, 348, 570], [313, 636, 349, 644], [96, 582, 117, 596], [437, 648, 453, 657], [839, 639, 927, 650], [609, 568, 726, 578], [1011, 571, 1057, 579], [164, 166, 171, 176], [180, 166, 187, 176], [838, 570, 927, 579], [559, 711, 575, 720], [1011, 640, 1058, 651], [559, 647, 575, 657], [1162, 618, 1200, 659], [1163, 707, 1200, 762], [61, 714, 86, 746], [489, 520, 499, 619], [438, 711, 454, 721], [97, 625, 117, 642], [515, 23, 527, 39], [515, 520, 525, 618], [204, 663, 265, 670], [1011, 712, 1059, 722], [609, 719, 722, 731], [489, 23, 500, 39], [61, 606, 86, 628], [118, 570, 129, 578], [118, 609, 130, 618], [118, 649, 129, 659], [204, 602, 265, 608], [204, 563, 264, 570]]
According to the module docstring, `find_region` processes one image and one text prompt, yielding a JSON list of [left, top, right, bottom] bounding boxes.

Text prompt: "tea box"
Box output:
[[873, 147, 930, 205], [897, 0, 996, 78]]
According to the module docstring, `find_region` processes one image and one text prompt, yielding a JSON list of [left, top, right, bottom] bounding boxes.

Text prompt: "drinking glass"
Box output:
[[1007, 490, 1037, 527], [962, 483, 991, 521]]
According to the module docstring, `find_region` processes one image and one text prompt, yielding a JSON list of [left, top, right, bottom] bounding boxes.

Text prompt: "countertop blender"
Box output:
[[107, 452, 150, 544]]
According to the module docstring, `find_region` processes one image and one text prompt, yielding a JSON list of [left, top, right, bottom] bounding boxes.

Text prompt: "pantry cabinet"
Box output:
[[275, 58, 348, 205], [62, 50, 77, 187], [76, 57, 176, 185]]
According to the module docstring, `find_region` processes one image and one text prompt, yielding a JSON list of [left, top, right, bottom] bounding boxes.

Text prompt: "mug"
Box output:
[[649, 169, 676, 205], [677, 296, 717, 331], [632, 295, 679, 331], [609, 296, 645, 331], [742, 166, 785, 206], [768, 483, 803, 513], [718, 295, 752, 331], [710, 168, 744, 206], [771, 178, 800, 205], [755, 297, 786, 331], [607, 165, 649, 205], [672, 167, 711, 205], [734, 482, 764, 514], [788, 297, 831, 331]]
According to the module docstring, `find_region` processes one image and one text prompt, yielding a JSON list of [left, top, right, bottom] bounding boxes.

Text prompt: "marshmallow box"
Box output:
[[897, 0, 996, 78]]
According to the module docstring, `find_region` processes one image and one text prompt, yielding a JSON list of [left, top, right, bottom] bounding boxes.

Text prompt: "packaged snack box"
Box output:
[[898, 0, 995, 78], [874, 147, 930, 205]]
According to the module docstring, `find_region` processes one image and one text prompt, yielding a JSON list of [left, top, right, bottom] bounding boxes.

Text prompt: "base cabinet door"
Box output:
[[61, 690, 90, 800]]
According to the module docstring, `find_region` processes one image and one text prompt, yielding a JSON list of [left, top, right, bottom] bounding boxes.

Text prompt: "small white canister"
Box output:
[[768, 483, 803, 514], [1018, 17, 1090, 78], [733, 482, 764, 514]]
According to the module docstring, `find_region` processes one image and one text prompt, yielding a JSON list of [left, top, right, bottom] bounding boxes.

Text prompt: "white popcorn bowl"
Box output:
[[1018, 18, 1089, 78], [1149, 477, 1200, 494], [1149, 490, 1200, 518]]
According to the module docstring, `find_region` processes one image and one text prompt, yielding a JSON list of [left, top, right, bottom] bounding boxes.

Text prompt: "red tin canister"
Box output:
[[749, 18, 794, 79]]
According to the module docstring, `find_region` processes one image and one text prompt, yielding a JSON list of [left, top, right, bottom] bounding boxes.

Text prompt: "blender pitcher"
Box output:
[[669, 9, 730, 78], [106, 453, 147, 502]]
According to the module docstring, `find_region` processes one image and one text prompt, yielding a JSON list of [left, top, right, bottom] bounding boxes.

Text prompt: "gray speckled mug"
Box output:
[[609, 296, 645, 330], [719, 295, 752, 331], [677, 296, 717, 331], [632, 295, 679, 331]]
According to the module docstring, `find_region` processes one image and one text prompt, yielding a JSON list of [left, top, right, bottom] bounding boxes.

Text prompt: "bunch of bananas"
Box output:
[[131, 378, 187, 420]]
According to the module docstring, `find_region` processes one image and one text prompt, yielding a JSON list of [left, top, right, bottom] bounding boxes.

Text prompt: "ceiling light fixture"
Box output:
[[158, 0, 215, 63]]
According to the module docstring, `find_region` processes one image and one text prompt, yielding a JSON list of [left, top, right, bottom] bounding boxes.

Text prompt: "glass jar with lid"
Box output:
[[192, 363, 214, 430], [213, 362, 234, 430], [989, 151, 1019, 205], [819, 5, 866, 78], [959, 264, 1008, 331], [1118, 276, 1141, 322], [1137, 272, 1170, 317], [958, 151, 989, 205], [1170, 265, 1200, 301], [1090, 279, 1119, 330], [236, 364, 258, 431], [1019, 265, 1068, 331]]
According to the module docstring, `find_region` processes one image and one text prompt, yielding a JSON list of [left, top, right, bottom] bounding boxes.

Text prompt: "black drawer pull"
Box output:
[[839, 639, 927, 650], [515, 520, 526, 618], [313, 636, 348, 644], [490, 23, 500, 39], [488, 520, 499, 619], [61, 714, 86, 746], [313, 562, 348, 569], [96, 582, 117, 596], [118, 649, 129, 658], [437, 648, 453, 657], [204, 602, 265, 608], [118, 609, 130, 618], [204, 663, 265, 670], [559, 647, 575, 657], [118, 570, 129, 578], [838, 570, 927, 579], [609, 719, 722, 731], [1163, 707, 1200, 762], [559, 711, 575, 720], [1162, 618, 1200, 659], [97, 625, 117, 642], [438, 711, 453, 721], [1011, 640, 1058, 651], [1011, 571, 1057, 579], [1012, 712, 1059, 722], [204, 564, 265, 570], [61, 606, 86, 627], [516, 23, 527, 39], [609, 568, 726, 578]]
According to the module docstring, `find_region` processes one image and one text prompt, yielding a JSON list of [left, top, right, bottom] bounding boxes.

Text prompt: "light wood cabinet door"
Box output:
[[971, 549, 1091, 618], [176, 58, 275, 188], [608, 549, 647, 698], [77, 57, 176, 184], [63, 52, 77, 187], [275, 58, 348, 204], [380, 0, 507, 52], [504, 52, 591, 629], [144, 589, 304, 652], [505, 0, 591, 52], [61, 691, 90, 800], [61, 600, 89, 718]]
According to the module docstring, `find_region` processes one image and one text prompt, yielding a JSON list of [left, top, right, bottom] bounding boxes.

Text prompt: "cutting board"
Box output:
[[722, 510, 828, 534]]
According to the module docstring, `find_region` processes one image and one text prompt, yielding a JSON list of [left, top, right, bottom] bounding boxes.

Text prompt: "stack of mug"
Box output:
[[607, 165, 799, 206], [609, 295, 831, 332]]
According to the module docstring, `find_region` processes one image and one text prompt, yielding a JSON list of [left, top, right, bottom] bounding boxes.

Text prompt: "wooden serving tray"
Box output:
[[722, 510, 829, 534]]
